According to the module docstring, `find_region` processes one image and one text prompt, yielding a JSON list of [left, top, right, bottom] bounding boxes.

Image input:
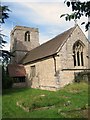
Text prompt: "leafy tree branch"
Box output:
[[60, 1, 90, 31]]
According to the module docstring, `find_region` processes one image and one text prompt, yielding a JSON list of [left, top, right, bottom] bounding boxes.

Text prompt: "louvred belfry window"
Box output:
[[25, 31, 30, 41]]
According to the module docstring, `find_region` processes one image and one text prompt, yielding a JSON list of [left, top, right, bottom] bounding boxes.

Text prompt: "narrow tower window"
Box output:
[[25, 31, 30, 41]]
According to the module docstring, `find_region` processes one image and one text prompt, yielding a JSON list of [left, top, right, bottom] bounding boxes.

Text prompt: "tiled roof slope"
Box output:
[[8, 64, 26, 77], [21, 26, 76, 64]]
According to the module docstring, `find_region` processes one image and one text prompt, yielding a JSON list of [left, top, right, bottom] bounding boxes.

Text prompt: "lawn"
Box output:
[[2, 82, 89, 118]]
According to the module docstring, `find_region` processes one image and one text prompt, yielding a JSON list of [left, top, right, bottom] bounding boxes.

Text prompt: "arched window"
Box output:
[[25, 31, 30, 41], [73, 41, 84, 66]]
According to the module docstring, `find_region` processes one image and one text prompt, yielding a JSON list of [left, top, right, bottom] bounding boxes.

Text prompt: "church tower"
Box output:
[[10, 26, 39, 64]]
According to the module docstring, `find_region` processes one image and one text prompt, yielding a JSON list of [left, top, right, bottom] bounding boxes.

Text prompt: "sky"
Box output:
[[1, 0, 88, 51]]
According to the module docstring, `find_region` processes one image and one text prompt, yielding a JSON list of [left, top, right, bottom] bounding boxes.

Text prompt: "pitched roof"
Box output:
[[21, 26, 76, 64], [8, 64, 26, 77]]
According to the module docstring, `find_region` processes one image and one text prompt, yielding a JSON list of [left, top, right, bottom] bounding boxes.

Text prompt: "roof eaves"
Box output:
[[23, 53, 57, 65]]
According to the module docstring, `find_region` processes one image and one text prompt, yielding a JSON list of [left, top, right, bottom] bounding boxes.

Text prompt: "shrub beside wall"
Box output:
[[74, 71, 90, 83], [2, 66, 13, 89], [2, 75, 13, 89]]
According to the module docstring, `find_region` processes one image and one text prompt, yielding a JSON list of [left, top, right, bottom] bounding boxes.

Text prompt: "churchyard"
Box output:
[[2, 82, 89, 118]]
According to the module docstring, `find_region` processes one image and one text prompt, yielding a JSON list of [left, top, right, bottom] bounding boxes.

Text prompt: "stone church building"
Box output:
[[8, 25, 90, 91]]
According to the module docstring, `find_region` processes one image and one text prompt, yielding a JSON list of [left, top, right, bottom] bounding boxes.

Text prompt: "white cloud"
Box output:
[[20, 2, 72, 25], [2, 0, 87, 2], [2, 0, 88, 50], [13, 2, 87, 36], [2, 0, 65, 2], [14, 2, 76, 43], [3, 2, 74, 45]]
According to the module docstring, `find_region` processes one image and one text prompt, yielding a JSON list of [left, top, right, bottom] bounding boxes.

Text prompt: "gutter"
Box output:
[[53, 55, 57, 74], [23, 53, 58, 65]]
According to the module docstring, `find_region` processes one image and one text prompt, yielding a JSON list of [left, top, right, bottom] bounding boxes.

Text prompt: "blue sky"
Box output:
[[2, 0, 88, 50]]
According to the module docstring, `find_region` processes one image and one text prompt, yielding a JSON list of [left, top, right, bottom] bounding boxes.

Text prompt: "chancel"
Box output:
[[8, 25, 90, 91]]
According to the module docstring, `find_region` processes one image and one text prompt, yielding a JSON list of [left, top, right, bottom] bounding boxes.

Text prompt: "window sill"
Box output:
[[74, 66, 86, 69]]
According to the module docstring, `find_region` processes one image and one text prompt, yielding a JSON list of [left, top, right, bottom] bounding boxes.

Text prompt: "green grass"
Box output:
[[2, 82, 89, 118]]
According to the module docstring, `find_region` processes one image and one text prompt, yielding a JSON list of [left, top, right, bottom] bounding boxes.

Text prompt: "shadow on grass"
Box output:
[[1, 118, 88, 120], [2, 87, 30, 95]]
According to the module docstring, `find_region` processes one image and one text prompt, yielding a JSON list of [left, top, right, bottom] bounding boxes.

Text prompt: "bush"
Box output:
[[74, 71, 90, 83], [2, 65, 13, 89], [2, 74, 13, 89]]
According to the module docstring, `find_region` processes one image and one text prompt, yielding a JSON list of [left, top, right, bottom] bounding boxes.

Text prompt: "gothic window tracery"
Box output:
[[73, 41, 84, 66], [25, 31, 30, 41]]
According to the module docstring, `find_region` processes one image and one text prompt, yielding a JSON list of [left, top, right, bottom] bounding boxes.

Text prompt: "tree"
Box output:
[[60, 1, 90, 31], [0, 5, 11, 48], [0, 5, 13, 89], [0, 5, 10, 23], [0, 5, 13, 64]]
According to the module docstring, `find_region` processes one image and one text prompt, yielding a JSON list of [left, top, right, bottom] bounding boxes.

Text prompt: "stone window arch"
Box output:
[[73, 40, 84, 66], [25, 31, 30, 41]]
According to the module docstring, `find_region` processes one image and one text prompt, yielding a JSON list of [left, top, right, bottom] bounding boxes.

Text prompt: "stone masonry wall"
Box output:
[[25, 57, 57, 91], [55, 25, 90, 88], [10, 26, 39, 63]]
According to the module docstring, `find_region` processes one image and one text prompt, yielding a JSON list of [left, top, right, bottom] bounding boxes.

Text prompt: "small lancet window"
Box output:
[[25, 31, 30, 41], [73, 41, 84, 66], [31, 65, 36, 77]]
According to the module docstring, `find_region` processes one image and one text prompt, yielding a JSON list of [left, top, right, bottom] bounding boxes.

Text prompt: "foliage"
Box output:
[[0, 5, 13, 87], [2, 50, 14, 65], [74, 71, 90, 83], [0, 5, 11, 48], [0, 34, 7, 49], [2, 75, 13, 89], [2, 66, 13, 89], [0, 5, 12, 65], [0, 5, 11, 24], [2, 83, 88, 118], [60, 1, 90, 31]]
